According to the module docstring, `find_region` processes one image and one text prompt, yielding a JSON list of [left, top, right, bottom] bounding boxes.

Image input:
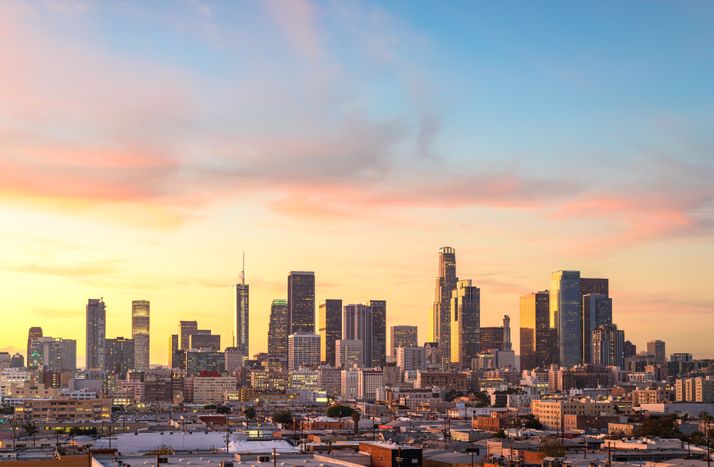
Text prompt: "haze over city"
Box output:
[[1, 0, 713, 366]]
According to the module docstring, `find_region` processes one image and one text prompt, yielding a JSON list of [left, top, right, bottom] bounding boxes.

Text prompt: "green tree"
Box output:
[[634, 416, 681, 439], [216, 405, 232, 414], [203, 404, 218, 410], [272, 410, 294, 426], [327, 405, 354, 418], [444, 390, 464, 402], [472, 391, 490, 408], [524, 415, 543, 430], [539, 437, 565, 458], [243, 406, 256, 420]]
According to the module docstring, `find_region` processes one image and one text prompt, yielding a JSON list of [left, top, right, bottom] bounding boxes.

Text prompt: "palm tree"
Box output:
[[23, 422, 38, 447], [352, 411, 361, 435]]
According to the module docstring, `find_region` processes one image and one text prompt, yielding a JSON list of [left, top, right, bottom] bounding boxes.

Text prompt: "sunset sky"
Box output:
[[1, 1, 713, 365]]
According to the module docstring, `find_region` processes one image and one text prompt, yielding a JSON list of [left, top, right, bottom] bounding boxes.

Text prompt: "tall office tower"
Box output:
[[520, 291, 550, 370], [288, 271, 315, 334], [42, 338, 77, 373], [104, 337, 135, 378], [26, 327, 43, 369], [179, 321, 198, 351], [235, 256, 249, 356], [369, 300, 387, 367], [131, 300, 150, 371], [390, 325, 418, 357], [268, 299, 289, 359], [335, 339, 364, 368], [580, 277, 609, 299], [449, 279, 480, 368], [480, 327, 504, 352], [343, 304, 373, 367], [85, 298, 106, 370], [623, 341, 637, 358], [319, 299, 342, 366], [287, 332, 320, 371], [581, 294, 613, 364], [550, 270, 582, 367], [592, 324, 625, 369], [647, 340, 666, 365], [432, 247, 457, 361], [189, 330, 221, 351], [168, 335, 178, 367], [502, 315, 512, 351]]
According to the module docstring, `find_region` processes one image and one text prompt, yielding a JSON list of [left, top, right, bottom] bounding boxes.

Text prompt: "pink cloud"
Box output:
[[262, 0, 322, 61]]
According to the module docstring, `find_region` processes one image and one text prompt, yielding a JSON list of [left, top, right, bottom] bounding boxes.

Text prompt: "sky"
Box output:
[[1, 0, 713, 366]]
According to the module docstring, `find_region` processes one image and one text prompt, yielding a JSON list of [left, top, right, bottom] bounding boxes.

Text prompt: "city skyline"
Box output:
[[1, 1, 713, 363], [5, 249, 713, 367]]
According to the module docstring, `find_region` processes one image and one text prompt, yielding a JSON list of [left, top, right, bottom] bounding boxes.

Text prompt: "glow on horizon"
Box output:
[[0, 1, 713, 365]]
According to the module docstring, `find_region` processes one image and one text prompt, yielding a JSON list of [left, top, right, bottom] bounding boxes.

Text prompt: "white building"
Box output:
[[340, 366, 360, 400], [336, 339, 363, 368], [288, 333, 320, 371], [357, 368, 383, 400], [396, 346, 425, 372]]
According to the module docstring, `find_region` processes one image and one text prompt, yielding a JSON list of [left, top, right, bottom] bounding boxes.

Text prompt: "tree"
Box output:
[[444, 390, 464, 402], [524, 415, 543, 430], [23, 422, 38, 447], [216, 405, 232, 414], [244, 406, 256, 420], [472, 391, 490, 408], [539, 437, 565, 458], [204, 404, 218, 410], [351, 410, 361, 435], [327, 405, 354, 418], [0, 404, 14, 415], [634, 416, 681, 439], [272, 410, 294, 427]]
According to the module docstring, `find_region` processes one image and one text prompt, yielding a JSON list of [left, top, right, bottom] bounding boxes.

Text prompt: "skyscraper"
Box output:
[[85, 298, 106, 370], [647, 340, 666, 365], [592, 324, 625, 369], [168, 334, 178, 367], [581, 294, 612, 364], [432, 247, 457, 361], [343, 304, 373, 367], [449, 279, 480, 368], [480, 327, 504, 352], [235, 255, 249, 356], [318, 299, 342, 366], [26, 327, 43, 369], [550, 270, 582, 367], [179, 321, 198, 351], [42, 338, 77, 373], [105, 337, 135, 378], [520, 291, 550, 370], [287, 332, 320, 371], [287, 271, 315, 334], [268, 299, 289, 359], [369, 300, 387, 367], [390, 325, 418, 357], [131, 300, 150, 371]]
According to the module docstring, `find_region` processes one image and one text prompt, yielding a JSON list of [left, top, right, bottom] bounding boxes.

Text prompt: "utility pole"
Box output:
[[273, 447, 277, 467]]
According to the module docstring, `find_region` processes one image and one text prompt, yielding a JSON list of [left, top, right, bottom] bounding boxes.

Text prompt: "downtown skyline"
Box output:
[[1, 1, 713, 363]]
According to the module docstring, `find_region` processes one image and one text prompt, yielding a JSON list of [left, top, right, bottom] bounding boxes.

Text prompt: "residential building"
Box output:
[[396, 346, 426, 372], [335, 339, 364, 368], [287, 333, 320, 371]]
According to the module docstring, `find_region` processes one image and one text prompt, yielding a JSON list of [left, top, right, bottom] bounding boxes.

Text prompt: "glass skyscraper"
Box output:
[[550, 270, 581, 367], [235, 262, 249, 357], [519, 291, 551, 370], [432, 247, 457, 361], [319, 299, 342, 366], [449, 279, 480, 368], [288, 271, 315, 334], [85, 298, 106, 370], [369, 299, 387, 367], [132, 300, 150, 371], [268, 299, 289, 359]]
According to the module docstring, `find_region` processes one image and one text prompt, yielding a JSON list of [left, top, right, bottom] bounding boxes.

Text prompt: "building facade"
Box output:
[[85, 298, 106, 370], [432, 247, 457, 362], [390, 325, 418, 357], [287, 271, 315, 334], [450, 279, 480, 368], [131, 300, 150, 371], [318, 299, 342, 366], [268, 299, 289, 360], [287, 332, 320, 371], [550, 270, 582, 367]]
